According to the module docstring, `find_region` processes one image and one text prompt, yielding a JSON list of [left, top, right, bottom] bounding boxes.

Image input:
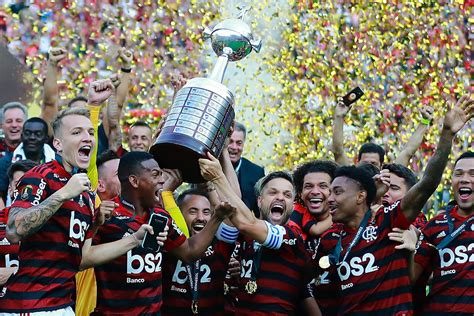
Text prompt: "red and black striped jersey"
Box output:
[[289, 202, 315, 241], [316, 201, 414, 315], [0, 207, 19, 297], [235, 222, 309, 316], [414, 206, 474, 315], [0, 160, 95, 312], [161, 238, 234, 316], [0, 138, 15, 159], [93, 196, 186, 315], [307, 226, 343, 316], [414, 212, 428, 229]]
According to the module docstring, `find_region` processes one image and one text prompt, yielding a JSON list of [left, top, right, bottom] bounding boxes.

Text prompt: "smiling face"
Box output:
[[128, 125, 152, 152], [258, 177, 295, 225], [328, 176, 367, 225], [227, 130, 245, 164], [180, 194, 212, 236], [3, 107, 25, 145], [53, 114, 95, 171], [301, 172, 332, 217], [452, 157, 474, 213]]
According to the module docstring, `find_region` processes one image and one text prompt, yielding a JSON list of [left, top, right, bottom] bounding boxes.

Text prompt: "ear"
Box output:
[[257, 195, 262, 209], [128, 175, 139, 189], [97, 179, 106, 193], [356, 190, 367, 206], [53, 137, 63, 153]]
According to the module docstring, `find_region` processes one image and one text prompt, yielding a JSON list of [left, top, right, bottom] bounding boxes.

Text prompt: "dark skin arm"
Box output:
[[400, 96, 474, 223], [169, 201, 234, 263]]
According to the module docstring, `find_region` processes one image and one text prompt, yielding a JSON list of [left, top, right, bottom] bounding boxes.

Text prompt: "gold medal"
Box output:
[[245, 280, 258, 294], [223, 283, 229, 295], [191, 300, 198, 314], [319, 255, 331, 269]]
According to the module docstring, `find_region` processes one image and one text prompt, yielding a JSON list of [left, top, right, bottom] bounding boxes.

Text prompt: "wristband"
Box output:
[[420, 117, 431, 126], [121, 67, 132, 73]]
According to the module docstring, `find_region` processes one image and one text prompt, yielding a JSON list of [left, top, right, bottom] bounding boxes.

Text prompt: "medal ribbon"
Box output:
[[330, 210, 372, 266], [186, 260, 200, 312], [437, 211, 474, 250], [250, 243, 263, 282]]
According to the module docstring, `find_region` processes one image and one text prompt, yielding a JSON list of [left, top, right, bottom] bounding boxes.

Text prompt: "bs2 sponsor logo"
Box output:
[[69, 211, 90, 242]]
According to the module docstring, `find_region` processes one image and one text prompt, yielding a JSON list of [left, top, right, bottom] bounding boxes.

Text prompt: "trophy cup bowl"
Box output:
[[150, 12, 261, 183]]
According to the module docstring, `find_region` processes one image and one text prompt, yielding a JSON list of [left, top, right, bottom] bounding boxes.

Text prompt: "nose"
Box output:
[[196, 211, 205, 221]]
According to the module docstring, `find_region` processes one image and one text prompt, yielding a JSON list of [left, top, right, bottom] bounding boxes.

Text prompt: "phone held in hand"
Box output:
[[342, 87, 364, 107], [141, 213, 169, 252]]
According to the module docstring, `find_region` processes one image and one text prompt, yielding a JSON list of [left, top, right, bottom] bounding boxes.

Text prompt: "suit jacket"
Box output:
[[236, 157, 265, 218]]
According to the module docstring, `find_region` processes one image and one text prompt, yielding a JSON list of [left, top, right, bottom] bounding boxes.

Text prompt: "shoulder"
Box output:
[[241, 157, 264, 173]]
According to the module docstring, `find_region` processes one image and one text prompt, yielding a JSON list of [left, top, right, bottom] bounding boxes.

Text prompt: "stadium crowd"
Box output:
[[0, 1, 473, 316]]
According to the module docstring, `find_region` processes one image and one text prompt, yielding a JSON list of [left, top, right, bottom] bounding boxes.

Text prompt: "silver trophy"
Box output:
[[150, 7, 261, 183]]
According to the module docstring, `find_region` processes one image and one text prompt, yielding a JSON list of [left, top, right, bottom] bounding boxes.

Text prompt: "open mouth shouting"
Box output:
[[78, 145, 92, 163], [270, 202, 285, 222], [308, 197, 324, 211], [192, 221, 207, 234], [458, 187, 473, 202]]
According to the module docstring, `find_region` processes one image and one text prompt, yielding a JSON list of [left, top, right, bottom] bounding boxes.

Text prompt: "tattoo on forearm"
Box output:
[[7, 194, 64, 241]]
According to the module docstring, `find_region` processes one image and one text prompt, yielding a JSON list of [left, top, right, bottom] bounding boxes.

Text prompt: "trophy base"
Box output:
[[150, 133, 208, 183]]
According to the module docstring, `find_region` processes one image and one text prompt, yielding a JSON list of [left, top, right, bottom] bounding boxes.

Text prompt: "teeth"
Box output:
[[459, 188, 472, 194], [310, 198, 322, 203]]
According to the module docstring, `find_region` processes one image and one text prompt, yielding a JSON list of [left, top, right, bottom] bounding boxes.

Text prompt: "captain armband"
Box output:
[[262, 221, 286, 249]]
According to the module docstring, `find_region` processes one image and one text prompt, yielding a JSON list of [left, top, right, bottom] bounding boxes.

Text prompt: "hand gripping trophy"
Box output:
[[150, 7, 261, 183]]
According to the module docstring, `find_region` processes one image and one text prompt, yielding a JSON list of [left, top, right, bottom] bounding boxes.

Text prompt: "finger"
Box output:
[[394, 245, 405, 250], [143, 224, 154, 235]]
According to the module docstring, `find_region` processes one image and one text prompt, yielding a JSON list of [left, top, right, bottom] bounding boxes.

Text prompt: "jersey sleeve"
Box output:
[[413, 228, 436, 273], [11, 171, 50, 209], [163, 215, 187, 252]]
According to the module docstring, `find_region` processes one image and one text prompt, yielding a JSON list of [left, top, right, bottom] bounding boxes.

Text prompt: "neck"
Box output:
[[25, 150, 43, 163], [315, 210, 330, 221], [346, 207, 368, 230], [122, 192, 148, 217], [5, 138, 20, 148], [457, 206, 474, 217]]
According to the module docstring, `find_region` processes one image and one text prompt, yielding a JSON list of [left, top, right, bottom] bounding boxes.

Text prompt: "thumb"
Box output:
[[206, 151, 218, 162]]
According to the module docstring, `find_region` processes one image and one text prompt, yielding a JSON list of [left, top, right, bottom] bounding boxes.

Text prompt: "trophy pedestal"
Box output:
[[150, 78, 235, 183]]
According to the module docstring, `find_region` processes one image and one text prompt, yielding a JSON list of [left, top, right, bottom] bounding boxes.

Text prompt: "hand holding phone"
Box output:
[[342, 87, 364, 107], [142, 213, 169, 252]]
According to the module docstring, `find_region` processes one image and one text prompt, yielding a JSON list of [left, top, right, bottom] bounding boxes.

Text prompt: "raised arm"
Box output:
[[198, 153, 269, 244], [401, 96, 474, 222], [331, 98, 351, 166], [41, 47, 67, 135], [6, 173, 91, 243], [169, 201, 234, 263], [394, 106, 433, 166], [103, 48, 132, 137]]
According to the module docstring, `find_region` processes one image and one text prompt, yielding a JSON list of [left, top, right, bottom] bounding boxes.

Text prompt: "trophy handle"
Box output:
[[250, 39, 262, 53], [202, 27, 212, 40]]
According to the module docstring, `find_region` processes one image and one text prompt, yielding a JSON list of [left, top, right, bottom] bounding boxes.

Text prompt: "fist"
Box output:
[[88, 79, 114, 105], [61, 173, 91, 200], [96, 200, 118, 226], [118, 48, 133, 67], [110, 74, 121, 89], [48, 47, 67, 65], [214, 201, 236, 221]]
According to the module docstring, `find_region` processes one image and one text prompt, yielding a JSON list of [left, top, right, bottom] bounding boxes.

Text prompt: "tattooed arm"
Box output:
[[6, 173, 91, 243]]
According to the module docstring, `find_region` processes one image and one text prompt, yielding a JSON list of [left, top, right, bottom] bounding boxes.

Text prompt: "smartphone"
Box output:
[[342, 87, 364, 107], [141, 213, 169, 252]]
